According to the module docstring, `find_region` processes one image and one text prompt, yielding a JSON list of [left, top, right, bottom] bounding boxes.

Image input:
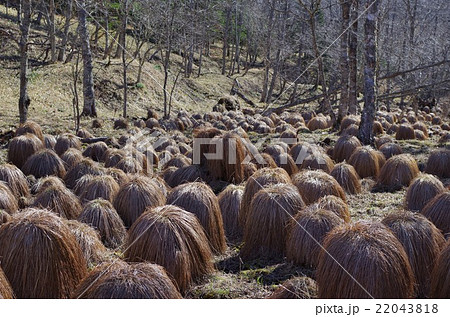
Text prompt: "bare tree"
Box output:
[[49, 0, 56, 63], [58, 0, 74, 62], [18, 0, 32, 123], [77, 0, 97, 117], [337, 0, 350, 125], [359, 0, 381, 145], [348, 0, 359, 114]]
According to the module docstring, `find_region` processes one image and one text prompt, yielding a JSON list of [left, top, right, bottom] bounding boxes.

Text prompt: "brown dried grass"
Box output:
[[348, 146, 385, 178], [379, 142, 403, 159], [396, 124, 416, 140], [316, 195, 350, 222], [0, 164, 30, 199], [382, 211, 445, 298], [239, 167, 292, 229], [206, 133, 245, 184], [301, 151, 335, 173], [167, 182, 226, 254], [0, 208, 87, 298], [241, 183, 305, 261], [60, 148, 84, 170], [405, 174, 445, 212], [78, 199, 126, 249], [316, 221, 415, 298], [330, 162, 361, 195], [0, 182, 18, 215], [333, 135, 362, 163], [425, 149, 450, 178], [340, 115, 360, 133], [32, 185, 82, 219], [268, 276, 317, 299], [286, 209, 344, 268], [217, 184, 244, 243], [72, 261, 182, 299], [421, 192, 450, 236], [165, 165, 207, 188], [307, 116, 330, 131], [377, 154, 419, 190], [0, 209, 11, 226], [8, 134, 45, 169], [292, 170, 346, 205], [0, 266, 14, 299], [106, 168, 131, 186], [22, 149, 66, 179], [79, 175, 120, 203], [125, 205, 214, 294], [113, 176, 166, 228], [64, 158, 104, 189], [431, 240, 450, 298], [273, 153, 299, 176], [82, 142, 109, 162], [15, 120, 45, 143], [31, 176, 65, 194], [54, 133, 82, 156]]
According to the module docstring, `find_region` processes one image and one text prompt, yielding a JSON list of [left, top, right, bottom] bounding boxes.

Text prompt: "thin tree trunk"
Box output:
[[222, 4, 231, 75], [18, 0, 32, 124], [260, 1, 275, 103], [358, 0, 381, 145], [122, 0, 129, 118], [77, 0, 97, 117], [348, 0, 359, 114], [337, 0, 350, 125], [58, 0, 73, 62], [49, 0, 56, 63], [103, 3, 109, 59]]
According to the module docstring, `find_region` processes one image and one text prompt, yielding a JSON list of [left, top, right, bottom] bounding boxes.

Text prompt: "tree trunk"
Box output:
[[337, 0, 350, 126], [58, 0, 73, 62], [49, 0, 56, 63], [348, 0, 359, 114], [103, 3, 109, 59], [221, 4, 231, 75], [358, 0, 381, 145], [122, 0, 129, 118], [18, 0, 32, 124], [260, 1, 275, 103], [77, 0, 97, 117]]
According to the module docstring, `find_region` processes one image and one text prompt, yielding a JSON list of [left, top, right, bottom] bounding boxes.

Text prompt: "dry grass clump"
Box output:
[[64, 220, 110, 266], [64, 158, 104, 189], [0, 266, 14, 299], [396, 124, 416, 140], [106, 168, 130, 186], [15, 120, 45, 143], [0, 164, 30, 199], [253, 153, 278, 169], [239, 167, 292, 229], [163, 154, 191, 169], [124, 205, 214, 294], [286, 209, 344, 268], [60, 148, 84, 169], [316, 195, 350, 222], [379, 142, 403, 159], [82, 142, 108, 162], [206, 133, 245, 184], [32, 185, 82, 219], [348, 146, 384, 178], [31, 176, 65, 195], [217, 184, 244, 242], [0, 182, 18, 215], [333, 135, 362, 163], [79, 175, 120, 203], [273, 153, 298, 176], [382, 211, 445, 298], [425, 149, 450, 178], [316, 221, 414, 298], [44, 135, 55, 149], [78, 199, 126, 249], [431, 240, 450, 298], [421, 192, 450, 236], [292, 170, 346, 205], [307, 116, 330, 131], [241, 183, 305, 261], [0, 209, 11, 226], [113, 176, 166, 228], [54, 133, 82, 156], [405, 174, 445, 212], [104, 149, 126, 168], [165, 165, 207, 188], [72, 261, 182, 299], [330, 162, 361, 195], [301, 151, 335, 173], [8, 134, 45, 169], [340, 115, 360, 133], [268, 276, 318, 299], [377, 154, 419, 190], [0, 208, 87, 298], [167, 182, 226, 254], [22, 149, 66, 179]]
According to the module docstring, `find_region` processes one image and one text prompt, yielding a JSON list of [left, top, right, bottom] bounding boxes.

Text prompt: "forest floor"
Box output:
[[0, 5, 449, 298]]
